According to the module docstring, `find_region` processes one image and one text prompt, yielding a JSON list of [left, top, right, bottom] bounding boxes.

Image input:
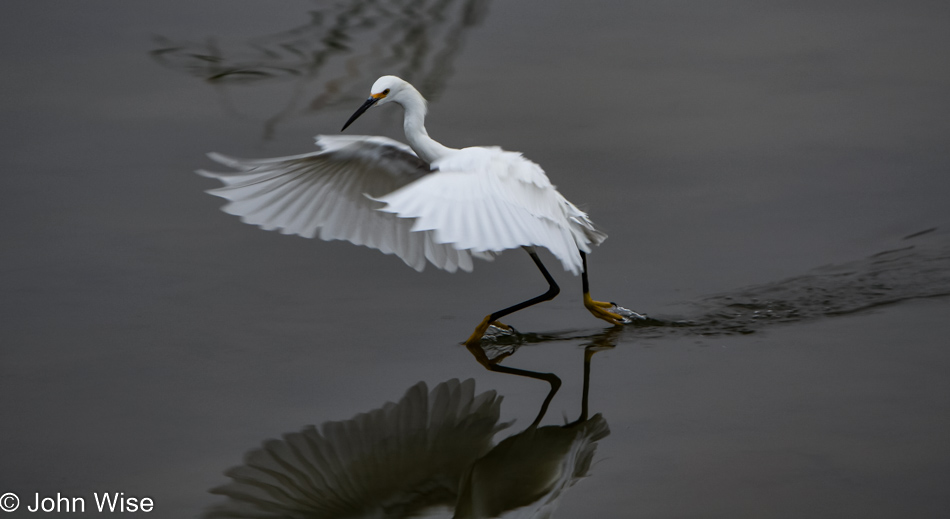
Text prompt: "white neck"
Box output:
[[395, 85, 454, 163]]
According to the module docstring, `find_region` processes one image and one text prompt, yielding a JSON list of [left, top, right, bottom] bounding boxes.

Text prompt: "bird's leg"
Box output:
[[581, 251, 625, 326], [464, 250, 560, 347]]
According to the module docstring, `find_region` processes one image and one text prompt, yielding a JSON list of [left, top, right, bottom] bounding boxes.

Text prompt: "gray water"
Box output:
[[2, 1, 949, 517]]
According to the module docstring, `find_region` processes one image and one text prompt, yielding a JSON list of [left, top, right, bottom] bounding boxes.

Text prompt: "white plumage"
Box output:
[[198, 76, 606, 275]]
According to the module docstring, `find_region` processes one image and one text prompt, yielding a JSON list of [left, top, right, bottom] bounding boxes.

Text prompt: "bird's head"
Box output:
[[341, 76, 410, 131]]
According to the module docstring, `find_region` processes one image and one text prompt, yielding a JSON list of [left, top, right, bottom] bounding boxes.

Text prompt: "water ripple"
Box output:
[[478, 228, 950, 346]]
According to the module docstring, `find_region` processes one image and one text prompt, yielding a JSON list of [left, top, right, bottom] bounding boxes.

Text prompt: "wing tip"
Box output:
[[207, 152, 242, 167]]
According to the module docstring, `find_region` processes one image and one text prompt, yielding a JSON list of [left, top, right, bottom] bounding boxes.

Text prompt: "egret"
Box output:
[[198, 75, 631, 345]]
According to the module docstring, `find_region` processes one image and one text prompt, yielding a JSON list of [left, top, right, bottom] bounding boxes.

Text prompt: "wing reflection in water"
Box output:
[[205, 379, 508, 518], [205, 338, 615, 519], [151, 0, 491, 138]]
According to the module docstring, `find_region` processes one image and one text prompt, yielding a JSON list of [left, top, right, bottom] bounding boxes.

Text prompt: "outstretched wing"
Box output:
[[197, 135, 492, 272], [373, 147, 606, 275]]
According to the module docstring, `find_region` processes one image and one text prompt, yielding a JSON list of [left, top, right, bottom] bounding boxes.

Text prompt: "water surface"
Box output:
[[2, 1, 949, 517]]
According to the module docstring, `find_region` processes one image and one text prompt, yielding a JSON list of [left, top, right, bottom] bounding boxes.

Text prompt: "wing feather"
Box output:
[[374, 148, 603, 274], [198, 135, 487, 272], [199, 137, 602, 274]]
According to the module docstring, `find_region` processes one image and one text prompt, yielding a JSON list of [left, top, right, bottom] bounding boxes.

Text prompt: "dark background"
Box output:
[[2, 1, 949, 517]]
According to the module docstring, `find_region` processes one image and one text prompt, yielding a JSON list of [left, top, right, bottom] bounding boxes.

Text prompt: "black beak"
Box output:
[[341, 97, 380, 131]]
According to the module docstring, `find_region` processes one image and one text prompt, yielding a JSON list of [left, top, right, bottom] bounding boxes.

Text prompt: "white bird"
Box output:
[[198, 75, 628, 345]]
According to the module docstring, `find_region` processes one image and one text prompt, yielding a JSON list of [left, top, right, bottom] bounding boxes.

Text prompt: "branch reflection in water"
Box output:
[[151, 0, 491, 139], [204, 339, 615, 519]]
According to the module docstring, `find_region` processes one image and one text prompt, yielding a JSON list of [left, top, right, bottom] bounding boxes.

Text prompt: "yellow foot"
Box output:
[[584, 293, 625, 326], [464, 315, 493, 348], [464, 316, 516, 368], [464, 316, 513, 348]]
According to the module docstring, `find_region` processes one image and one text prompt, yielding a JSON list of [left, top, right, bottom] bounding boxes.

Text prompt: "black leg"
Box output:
[[489, 250, 560, 323], [464, 250, 560, 347], [581, 250, 624, 325], [581, 250, 591, 295]]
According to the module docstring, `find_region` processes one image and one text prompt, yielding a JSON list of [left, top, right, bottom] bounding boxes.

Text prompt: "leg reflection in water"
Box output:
[[455, 331, 617, 518]]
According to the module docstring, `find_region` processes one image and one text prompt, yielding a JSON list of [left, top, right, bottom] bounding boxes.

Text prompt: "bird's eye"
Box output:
[[383, 89, 390, 95]]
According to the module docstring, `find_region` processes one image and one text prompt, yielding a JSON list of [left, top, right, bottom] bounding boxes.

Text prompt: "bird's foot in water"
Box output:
[[484, 321, 518, 339], [464, 316, 515, 347], [584, 293, 648, 325], [609, 304, 649, 324], [464, 316, 518, 368]]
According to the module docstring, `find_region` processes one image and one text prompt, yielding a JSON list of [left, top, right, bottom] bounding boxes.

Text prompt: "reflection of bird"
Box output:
[[454, 415, 609, 519], [204, 345, 613, 519], [454, 339, 613, 519], [204, 379, 508, 519], [199, 76, 633, 345]]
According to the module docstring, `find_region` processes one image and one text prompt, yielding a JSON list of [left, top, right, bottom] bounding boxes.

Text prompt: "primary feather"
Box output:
[[198, 135, 493, 273]]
